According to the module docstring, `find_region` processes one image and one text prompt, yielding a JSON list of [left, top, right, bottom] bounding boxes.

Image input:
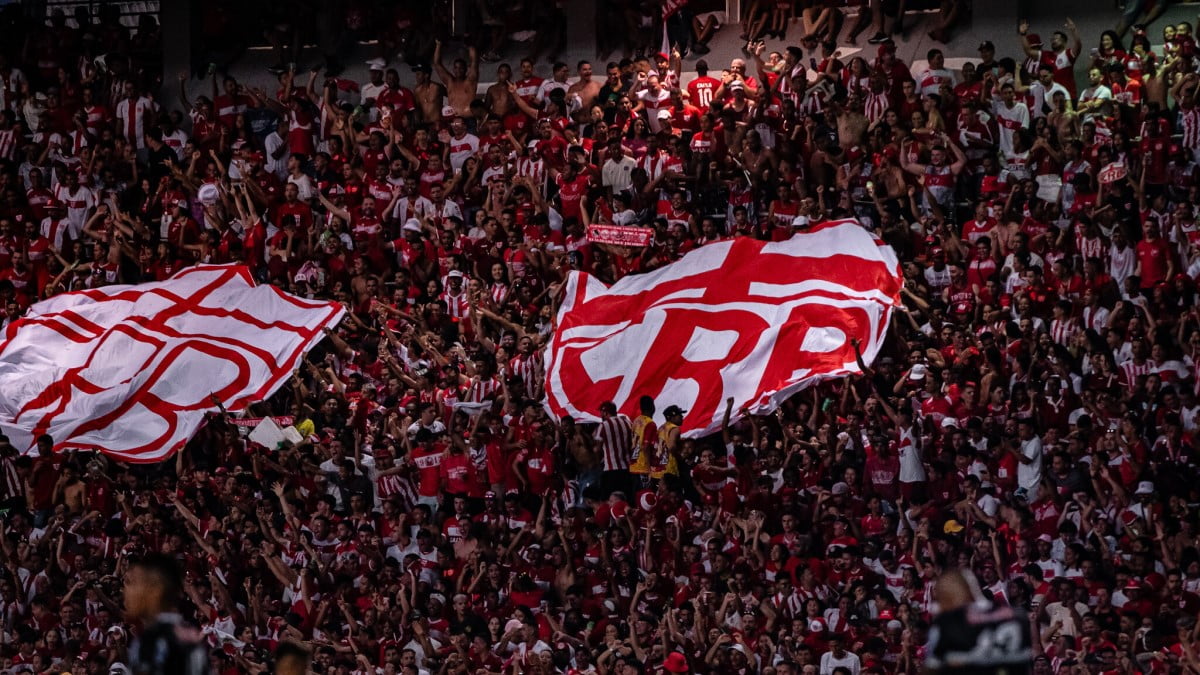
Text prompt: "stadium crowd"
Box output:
[[2, 0, 1200, 674]]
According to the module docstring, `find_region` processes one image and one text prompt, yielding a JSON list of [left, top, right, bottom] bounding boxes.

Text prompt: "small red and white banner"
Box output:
[[546, 219, 903, 437], [230, 416, 295, 428], [586, 224, 654, 247], [1099, 162, 1127, 184], [0, 265, 344, 463]]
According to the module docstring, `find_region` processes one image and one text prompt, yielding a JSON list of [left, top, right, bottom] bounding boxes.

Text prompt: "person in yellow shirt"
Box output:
[[629, 396, 657, 485], [652, 404, 684, 482]]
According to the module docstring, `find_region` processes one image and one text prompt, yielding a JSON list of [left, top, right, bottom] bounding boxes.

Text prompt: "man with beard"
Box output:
[[900, 132, 967, 214]]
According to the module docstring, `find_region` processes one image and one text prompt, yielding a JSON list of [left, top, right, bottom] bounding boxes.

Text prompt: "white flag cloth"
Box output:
[[0, 265, 345, 462], [545, 219, 904, 437]]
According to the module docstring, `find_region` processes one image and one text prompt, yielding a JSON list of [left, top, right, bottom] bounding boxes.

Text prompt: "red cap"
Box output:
[[1026, 33, 1043, 47], [657, 52, 670, 62], [663, 652, 689, 673]]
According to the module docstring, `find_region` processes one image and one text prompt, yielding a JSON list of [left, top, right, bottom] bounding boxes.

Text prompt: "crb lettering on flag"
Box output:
[[0, 265, 344, 463], [545, 219, 903, 437]]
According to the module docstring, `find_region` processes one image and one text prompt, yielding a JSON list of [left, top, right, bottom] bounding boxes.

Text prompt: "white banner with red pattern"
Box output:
[[545, 220, 904, 437], [0, 265, 344, 463]]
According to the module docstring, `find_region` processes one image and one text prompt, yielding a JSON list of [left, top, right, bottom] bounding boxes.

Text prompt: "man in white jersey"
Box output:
[[912, 48, 956, 97], [985, 79, 1030, 156]]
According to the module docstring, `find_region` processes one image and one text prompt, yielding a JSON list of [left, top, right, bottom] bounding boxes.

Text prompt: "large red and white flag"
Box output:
[[545, 219, 903, 437], [0, 265, 345, 462]]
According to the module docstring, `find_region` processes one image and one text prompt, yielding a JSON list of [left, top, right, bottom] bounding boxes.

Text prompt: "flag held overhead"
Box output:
[[0, 265, 345, 462], [545, 219, 903, 436]]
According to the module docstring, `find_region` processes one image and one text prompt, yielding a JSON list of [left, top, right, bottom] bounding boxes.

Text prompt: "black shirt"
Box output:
[[926, 604, 1031, 675], [128, 612, 209, 675]]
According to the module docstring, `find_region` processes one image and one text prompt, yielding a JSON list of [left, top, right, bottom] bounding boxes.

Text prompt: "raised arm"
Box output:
[[433, 40, 453, 85]]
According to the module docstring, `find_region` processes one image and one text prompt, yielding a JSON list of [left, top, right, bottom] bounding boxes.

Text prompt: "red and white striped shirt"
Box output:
[[508, 353, 540, 398], [1076, 234, 1105, 262], [770, 590, 805, 619], [0, 456, 20, 503], [864, 92, 890, 123], [1049, 318, 1077, 345], [115, 95, 156, 150], [490, 282, 509, 306], [593, 414, 634, 471], [0, 128, 16, 161], [1122, 359, 1156, 390], [376, 472, 416, 511], [1183, 106, 1200, 150], [466, 376, 502, 403], [794, 89, 827, 119], [440, 289, 470, 319], [1081, 305, 1109, 332], [515, 157, 546, 194]]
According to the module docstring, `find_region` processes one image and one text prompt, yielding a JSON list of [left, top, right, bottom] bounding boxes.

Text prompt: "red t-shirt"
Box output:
[[1135, 237, 1171, 288], [410, 443, 446, 497]]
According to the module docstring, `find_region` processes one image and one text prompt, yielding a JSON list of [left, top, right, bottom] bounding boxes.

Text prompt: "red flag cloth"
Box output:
[[545, 219, 903, 437]]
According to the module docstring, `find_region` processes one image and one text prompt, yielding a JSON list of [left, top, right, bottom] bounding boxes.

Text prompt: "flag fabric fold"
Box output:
[[0, 264, 345, 462], [544, 219, 903, 437]]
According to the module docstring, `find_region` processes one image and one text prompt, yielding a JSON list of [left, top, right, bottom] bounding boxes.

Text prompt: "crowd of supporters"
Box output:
[[1, 1, 1200, 674]]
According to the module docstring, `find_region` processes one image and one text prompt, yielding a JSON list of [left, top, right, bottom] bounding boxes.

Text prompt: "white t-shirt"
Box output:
[[991, 100, 1030, 155], [1028, 81, 1070, 117], [448, 133, 480, 173], [820, 650, 861, 675], [912, 67, 956, 97], [897, 426, 927, 483], [287, 173, 316, 201], [1017, 435, 1043, 492]]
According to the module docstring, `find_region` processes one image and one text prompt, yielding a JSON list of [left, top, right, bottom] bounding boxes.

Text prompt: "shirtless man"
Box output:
[[412, 63, 446, 124], [485, 63, 516, 118], [566, 61, 602, 113], [434, 40, 480, 117], [836, 93, 869, 151]]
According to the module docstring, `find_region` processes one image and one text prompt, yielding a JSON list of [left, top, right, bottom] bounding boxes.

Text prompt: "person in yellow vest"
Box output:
[[629, 396, 657, 487], [652, 404, 684, 482]]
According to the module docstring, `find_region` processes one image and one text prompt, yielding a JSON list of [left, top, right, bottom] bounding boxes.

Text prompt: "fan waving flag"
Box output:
[[545, 219, 903, 437], [0, 265, 345, 463]]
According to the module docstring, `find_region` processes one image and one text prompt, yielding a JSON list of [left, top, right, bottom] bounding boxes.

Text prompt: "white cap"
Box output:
[[447, 270, 465, 279], [1135, 480, 1154, 495], [657, 108, 673, 120], [909, 363, 928, 380], [791, 215, 810, 228], [402, 218, 422, 233], [197, 182, 220, 206], [941, 417, 958, 429], [441, 105, 457, 118], [831, 481, 849, 495]]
